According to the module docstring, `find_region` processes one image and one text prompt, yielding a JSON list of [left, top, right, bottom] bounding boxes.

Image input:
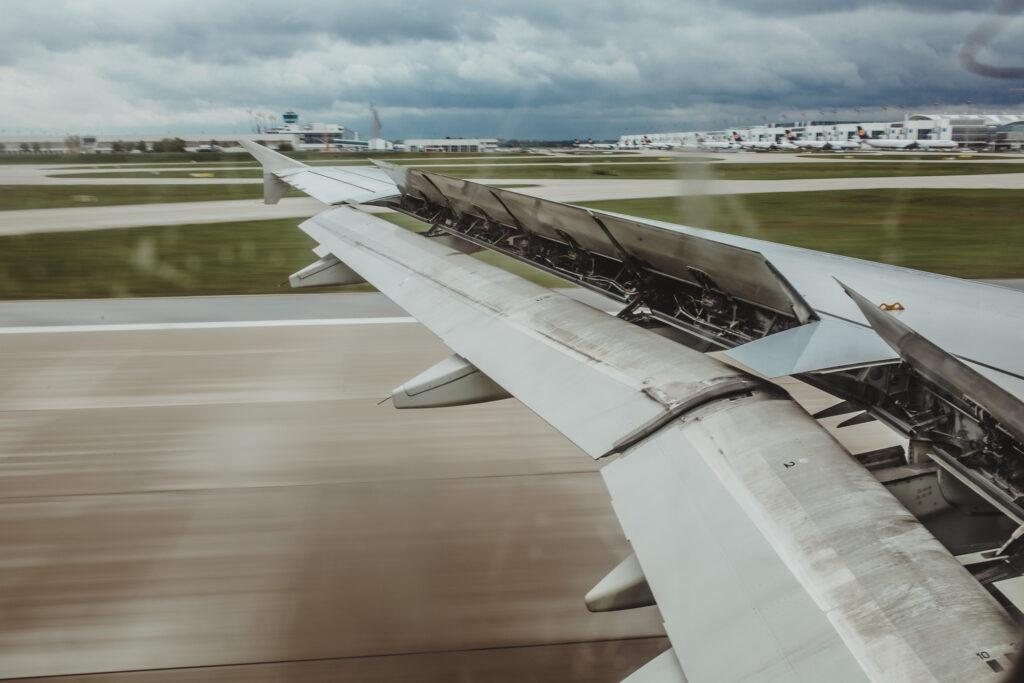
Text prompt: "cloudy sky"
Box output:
[[1, 0, 1023, 140]]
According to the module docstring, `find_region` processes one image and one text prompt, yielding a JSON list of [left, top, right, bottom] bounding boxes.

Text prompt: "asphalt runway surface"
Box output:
[[0, 313, 667, 681], [0, 294, 908, 681]]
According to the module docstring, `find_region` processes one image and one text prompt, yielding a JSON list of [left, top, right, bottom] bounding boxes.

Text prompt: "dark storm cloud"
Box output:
[[1, 0, 1022, 139], [716, 0, 1000, 16]]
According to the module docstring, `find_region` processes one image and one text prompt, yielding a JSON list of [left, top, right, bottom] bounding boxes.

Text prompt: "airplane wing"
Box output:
[[243, 141, 1024, 682], [239, 139, 398, 205]]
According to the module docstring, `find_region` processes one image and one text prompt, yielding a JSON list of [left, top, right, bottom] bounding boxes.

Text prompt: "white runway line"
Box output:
[[0, 317, 417, 334]]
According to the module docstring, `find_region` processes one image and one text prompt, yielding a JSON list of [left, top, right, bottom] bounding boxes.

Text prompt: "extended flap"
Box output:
[[725, 318, 896, 378]]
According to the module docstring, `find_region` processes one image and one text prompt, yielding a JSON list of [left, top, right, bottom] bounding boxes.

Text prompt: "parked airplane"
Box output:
[[785, 129, 860, 151], [856, 125, 957, 150], [856, 126, 916, 149], [732, 131, 775, 150], [642, 135, 677, 150], [243, 138, 1024, 682], [732, 131, 799, 151], [694, 133, 739, 151], [914, 137, 960, 150], [574, 137, 618, 151]]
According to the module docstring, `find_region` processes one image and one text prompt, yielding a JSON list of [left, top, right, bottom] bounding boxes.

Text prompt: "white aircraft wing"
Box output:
[[239, 139, 398, 205], [242, 142, 1024, 682]]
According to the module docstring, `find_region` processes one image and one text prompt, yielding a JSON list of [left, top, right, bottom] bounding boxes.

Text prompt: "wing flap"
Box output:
[[605, 396, 1019, 682], [375, 163, 814, 319], [725, 317, 897, 378]]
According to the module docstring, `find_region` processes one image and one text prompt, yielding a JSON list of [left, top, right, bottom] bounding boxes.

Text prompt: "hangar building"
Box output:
[[620, 112, 1024, 151]]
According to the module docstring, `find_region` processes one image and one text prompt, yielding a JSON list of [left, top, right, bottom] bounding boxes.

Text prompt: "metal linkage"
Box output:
[[381, 191, 1024, 528], [382, 195, 801, 347], [804, 363, 1024, 523]]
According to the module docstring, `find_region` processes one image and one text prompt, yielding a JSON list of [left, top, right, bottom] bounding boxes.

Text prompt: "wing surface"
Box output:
[[291, 203, 1016, 682], [239, 139, 398, 205], [240, 144, 1022, 681]]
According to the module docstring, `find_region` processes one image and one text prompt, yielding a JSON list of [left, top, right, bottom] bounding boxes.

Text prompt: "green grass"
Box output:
[[374, 213, 569, 288], [798, 153, 1010, 161], [0, 219, 329, 299], [577, 189, 1024, 278], [3, 188, 1020, 301], [413, 161, 1024, 181], [0, 184, 299, 211], [0, 181, 533, 210], [420, 163, 693, 180], [423, 161, 1024, 181], [405, 154, 699, 165], [712, 162, 1024, 180], [0, 212, 568, 300], [47, 155, 700, 179], [0, 150, 510, 165], [52, 170, 268, 179]]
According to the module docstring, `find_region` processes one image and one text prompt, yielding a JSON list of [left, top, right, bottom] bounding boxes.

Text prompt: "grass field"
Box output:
[[0, 181, 517, 211], [0, 150, 507, 165], [0, 184, 287, 211], [577, 189, 1024, 278], [797, 153, 1009, 161], [52, 170, 269, 179], [0, 214, 567, 300], [1, 188, 1020, 300], [46, 156, 702, 179], [425, 161, 1024, 181]]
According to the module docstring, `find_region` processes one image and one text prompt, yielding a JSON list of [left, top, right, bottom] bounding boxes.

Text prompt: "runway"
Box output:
[[5, 171, 1024, 237], [0, 197, 324, 236], [0, 310, 667, 681], [0, 295, 906, 681]]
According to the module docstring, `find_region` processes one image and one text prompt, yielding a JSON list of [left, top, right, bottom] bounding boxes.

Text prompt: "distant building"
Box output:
[[398, 138, 499, 153], [0, 110, 395, 154], [620, 112, 1024, 151], [261, 111, 374, 151], [994, 121, 1024, 151]]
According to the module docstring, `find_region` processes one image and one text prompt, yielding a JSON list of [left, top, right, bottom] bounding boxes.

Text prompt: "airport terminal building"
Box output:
[[0, 110, 504, 155], [0, 111, 392, 154], [397, 138, 499, 153], [620, 113, 1024, 151]]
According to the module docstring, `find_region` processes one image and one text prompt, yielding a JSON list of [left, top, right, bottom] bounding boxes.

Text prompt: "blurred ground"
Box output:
[[0, 315, 667, 682], [0, 294, 910, 681]]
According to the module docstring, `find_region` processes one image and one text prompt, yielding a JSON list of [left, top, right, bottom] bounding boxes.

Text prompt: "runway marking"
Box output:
[[0, 317, 417, 334], [0, 469, 606, 503], [1, 635, 669, 679]]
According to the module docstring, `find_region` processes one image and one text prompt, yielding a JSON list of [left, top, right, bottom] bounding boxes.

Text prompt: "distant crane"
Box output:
[[371, 104, 383, 139]]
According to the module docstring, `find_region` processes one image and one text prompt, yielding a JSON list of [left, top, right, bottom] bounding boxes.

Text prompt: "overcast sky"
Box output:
[[1, 0, 1023, 139]]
